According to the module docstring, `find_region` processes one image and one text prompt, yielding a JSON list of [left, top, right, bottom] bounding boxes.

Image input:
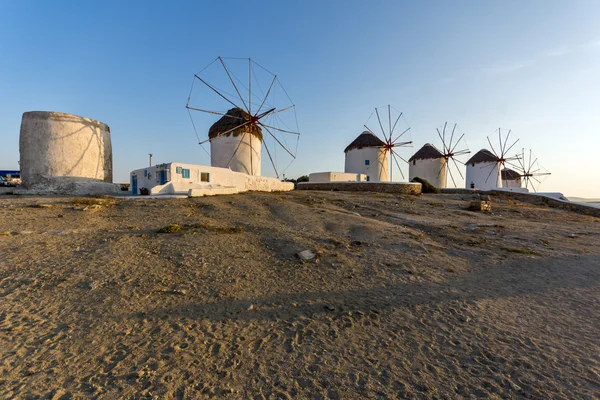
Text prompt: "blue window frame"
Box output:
[[182, 168, 190, 179], [176, 166, 182, 174], [365, 160, 370, 166], [144, 170, 147, 177]]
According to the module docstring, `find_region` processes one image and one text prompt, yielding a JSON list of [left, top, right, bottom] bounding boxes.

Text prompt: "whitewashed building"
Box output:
[[130, 162, 292, 196], [501, 169, 522, 188], [344, 131, 388, 182], [408, 144, 447, 188], [129, 107, 295, 197], [465, 149, 501, 190], [209, 108, 262, 176], [308, 172, 367, 183]]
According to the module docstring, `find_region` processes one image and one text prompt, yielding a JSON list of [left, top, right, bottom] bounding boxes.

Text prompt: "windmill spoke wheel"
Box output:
[[435, 122, 471, 187], [363, 105, 412, 181], [185, 57, 300, 178], [515, 148, 551, 192], [483, 128, 522, 184]]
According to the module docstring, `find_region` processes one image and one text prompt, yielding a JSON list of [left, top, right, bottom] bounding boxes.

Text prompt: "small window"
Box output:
[[366, 176, 370, 182], [176, 166, 182, 174], [144, 170, 147, 177], [471, 163, 475, 167], [365, 160, 370, 166], [413, 160, 416, 165], [182, 168, 190, 179], [201, 172, 210, 182]]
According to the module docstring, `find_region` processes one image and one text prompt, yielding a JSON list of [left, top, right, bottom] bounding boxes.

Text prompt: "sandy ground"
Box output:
[[0, 190, 599, 399]]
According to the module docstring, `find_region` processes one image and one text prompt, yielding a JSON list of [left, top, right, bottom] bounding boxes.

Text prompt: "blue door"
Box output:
[[159, 170, 167, 185], [131, 175, 138, 195]]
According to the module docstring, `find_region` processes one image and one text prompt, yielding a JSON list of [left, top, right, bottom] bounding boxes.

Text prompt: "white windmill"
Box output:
[[186, 57, 300, 179], [408, 143, 446, 187], [465, 128, 520, 190], [409, 122, 470, 188], [345, 105, 412, 182]]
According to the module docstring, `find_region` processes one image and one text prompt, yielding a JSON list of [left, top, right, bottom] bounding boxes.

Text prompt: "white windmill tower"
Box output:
[[501, 168, 522, 188], [465, 128, 520, 190], [344, 105, 412, 182], [408, 144, 446, 187], [409, 122, 470, 188], [207, 108, 263, 175], [465, 150, 501, 189], [344, 131, 389, 182], [186, 57, 300, 179]]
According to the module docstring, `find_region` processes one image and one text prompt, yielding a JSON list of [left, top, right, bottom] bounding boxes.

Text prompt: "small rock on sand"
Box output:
[[468, 201, 491, 212], [297, 250, 315, 261]]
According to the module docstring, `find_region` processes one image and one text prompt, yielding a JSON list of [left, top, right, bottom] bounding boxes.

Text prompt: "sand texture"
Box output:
[[0, 191, 599, 399]]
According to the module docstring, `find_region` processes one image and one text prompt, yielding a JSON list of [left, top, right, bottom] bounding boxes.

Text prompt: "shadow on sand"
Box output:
[[132, 254, 600, 323]]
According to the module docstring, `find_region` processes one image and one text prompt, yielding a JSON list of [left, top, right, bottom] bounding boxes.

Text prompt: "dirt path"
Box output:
[[0, 191, 599, 399]]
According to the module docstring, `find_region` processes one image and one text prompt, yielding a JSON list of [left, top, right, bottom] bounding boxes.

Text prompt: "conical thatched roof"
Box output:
[[344, 131, 385, 153], [501, 168, 521, 180], [466, 149, 498, 165], [209, 108, 262, 141], [408, 143, 443, 162]]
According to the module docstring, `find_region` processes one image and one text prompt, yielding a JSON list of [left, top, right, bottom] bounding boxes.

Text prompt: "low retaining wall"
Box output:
[[14, 180, 119, 196], [246, 176, 294, 192], [490, 190, 600, 218], [148, 176, 293, 196], [440, 188, 480, 195], [188, 187, 239, 197], [441, 188, 529, 195], [297, 181, 422, 195]]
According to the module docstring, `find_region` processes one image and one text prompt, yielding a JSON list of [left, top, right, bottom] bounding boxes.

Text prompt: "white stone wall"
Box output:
[[130, 162, 293, 195], [409, 158, 447, 188], [344, 148, 389, 182], [210, 133, 261, 176], [496, 187, 529, 193], [308, 172, 367, 183], [19, 111, 112, 189], [465, 161, 502, 190]]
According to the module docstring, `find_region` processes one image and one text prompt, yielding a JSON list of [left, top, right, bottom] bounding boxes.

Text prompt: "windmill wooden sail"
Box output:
[[186, 57, 300, 178]]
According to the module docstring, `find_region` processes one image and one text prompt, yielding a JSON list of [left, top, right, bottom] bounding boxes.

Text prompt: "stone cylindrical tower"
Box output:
[[209, 108, 262, 176], [19, 111, 112, 189]]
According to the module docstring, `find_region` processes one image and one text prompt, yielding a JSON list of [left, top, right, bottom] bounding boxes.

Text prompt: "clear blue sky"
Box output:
[[1, 1, 599, 197]]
